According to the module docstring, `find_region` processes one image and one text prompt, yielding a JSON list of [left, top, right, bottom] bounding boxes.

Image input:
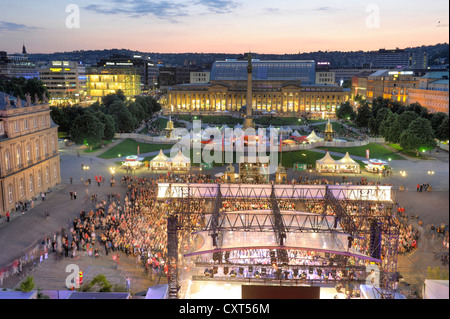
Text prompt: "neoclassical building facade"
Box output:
[[165, 60, 349, 116], [0, 92, 61, 214]]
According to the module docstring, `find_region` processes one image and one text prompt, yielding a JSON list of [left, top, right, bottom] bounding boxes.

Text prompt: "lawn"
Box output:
[[317, 143, 405, 160], [387, 143, 427, 158], [98, 139, 174, 159]]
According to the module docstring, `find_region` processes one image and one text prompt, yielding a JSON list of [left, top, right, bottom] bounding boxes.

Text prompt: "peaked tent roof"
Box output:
[[292, 130, 302, 137], [307, 130, 323, 142], [336, 152, 358, 164], [316, 151, 337, 165], [150, 149, 170, 163], [171, 150, 191, 164]]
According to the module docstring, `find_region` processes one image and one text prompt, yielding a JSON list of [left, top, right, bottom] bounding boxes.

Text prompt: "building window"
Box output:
[[29, 174, 34, 192], [5, 151, 10, 171], [14, 121, 19, 132], [54, 166, 57, 179], [26, 144, 31, 163], [19, 179, 24, 197], [17, 147, 22, 167], [35, 140, 40, 159], [43, 138, 48, 156], [38, 170, 42, 187], [24, 119, 29, 130], [34, 118, 38, 128], [8, 184, 13, 203], [45, 167, 49, 183]]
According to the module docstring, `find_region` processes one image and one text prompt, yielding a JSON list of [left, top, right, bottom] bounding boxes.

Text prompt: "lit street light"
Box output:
[[427, 170, 434, 186]]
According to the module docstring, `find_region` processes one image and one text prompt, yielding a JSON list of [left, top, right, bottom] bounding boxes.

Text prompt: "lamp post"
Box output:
[[427, 170, 434, 186], [83, 165, 90, 183]]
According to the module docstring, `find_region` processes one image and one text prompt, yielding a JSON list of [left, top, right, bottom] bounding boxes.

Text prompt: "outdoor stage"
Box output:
[[159, 182, 399, 299]]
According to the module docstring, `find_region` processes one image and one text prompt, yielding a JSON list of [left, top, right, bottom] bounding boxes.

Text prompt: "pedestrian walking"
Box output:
[[73, 191, 77, 200], [6, 211, 10, 222]]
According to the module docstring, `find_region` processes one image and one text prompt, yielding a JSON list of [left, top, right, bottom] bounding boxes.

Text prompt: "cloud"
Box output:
[[263, 8, 281, 13], [314, 6, 335, 12], [84, 0, 241, 21], [85, 0, 188, 21], [0, 21, 38, 31], [195, 0, 241, 14]]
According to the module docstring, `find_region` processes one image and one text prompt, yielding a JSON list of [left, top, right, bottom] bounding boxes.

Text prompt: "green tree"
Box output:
[[436, 117, 449, 141], [87, 110, 117, 141], [81, 274, 112, 292], [429, 112, 448, 137], [389, 111, 419, 144], [70, 112, 105, 149], [23, 78, 49, 102], [18, 276, 35, 292], [128, 101, 146, 123], [336, 101, 356, 121], [400, 117, 437, 156], [102, 89, 126, 109], [369, 107, 392, 136], [107, 100, 137, 132], [380, 112, 398, 142], [355, 103, 372, 128]]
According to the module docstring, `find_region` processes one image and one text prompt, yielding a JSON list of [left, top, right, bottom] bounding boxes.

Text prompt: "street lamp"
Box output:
[[427, 170, 434, 185]]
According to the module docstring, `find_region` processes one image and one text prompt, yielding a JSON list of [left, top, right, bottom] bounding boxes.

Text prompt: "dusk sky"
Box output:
[[0, 0, 448, 54]]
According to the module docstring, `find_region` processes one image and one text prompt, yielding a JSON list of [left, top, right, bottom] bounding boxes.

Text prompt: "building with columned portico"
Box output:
[[165, 58, 349, 117]]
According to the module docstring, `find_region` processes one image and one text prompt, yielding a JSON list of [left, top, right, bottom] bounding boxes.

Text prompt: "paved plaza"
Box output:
[[0, 140, 448, 298]]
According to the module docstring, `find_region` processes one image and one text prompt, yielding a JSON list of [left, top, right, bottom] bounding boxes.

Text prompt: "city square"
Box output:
[[0, 0, 448, 307]]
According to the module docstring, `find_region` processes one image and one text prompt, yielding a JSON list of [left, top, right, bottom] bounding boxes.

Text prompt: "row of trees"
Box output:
[[337, 97, 449, 155], [0, 77, 50, 102], [50, 90, 161, 149]]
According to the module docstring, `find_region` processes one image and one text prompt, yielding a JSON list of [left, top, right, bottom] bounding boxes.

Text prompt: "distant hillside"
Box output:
[[28, 43, 449, 68]]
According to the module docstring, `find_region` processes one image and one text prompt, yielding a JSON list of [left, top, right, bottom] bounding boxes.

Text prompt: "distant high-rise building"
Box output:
[[86, 67, 141, 99], [0, 46, 39, 79], [38, 61, 86, 101], [96, 55, 158, 91], [367, 49, 411, 69]]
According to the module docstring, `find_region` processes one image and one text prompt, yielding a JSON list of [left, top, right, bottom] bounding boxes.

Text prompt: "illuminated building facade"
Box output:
[[38, 61, 86, 101], [166, 60, 348, 116], [0, 46, 39, 79], [408, 72, 449, 113], [96, 55, 158, 91], [364, 70, 419, 103], [86, 67, 141, 99], [0, 92, 61, 214]]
